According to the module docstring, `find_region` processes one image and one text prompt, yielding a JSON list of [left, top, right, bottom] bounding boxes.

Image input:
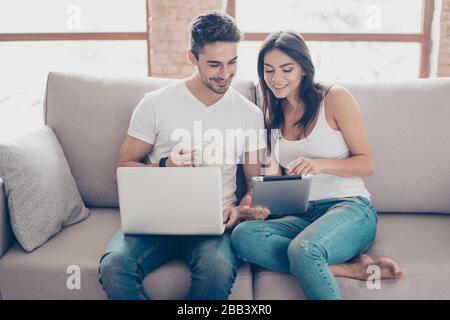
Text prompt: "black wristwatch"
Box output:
[[159, 156, 169, 167]]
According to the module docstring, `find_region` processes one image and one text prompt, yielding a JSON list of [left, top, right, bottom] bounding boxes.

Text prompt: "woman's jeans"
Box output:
[[231, 196, 377, 300], [98, 231, 240, 300]]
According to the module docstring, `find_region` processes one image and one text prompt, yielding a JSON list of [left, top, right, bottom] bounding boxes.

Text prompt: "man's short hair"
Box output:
[[189, 10, 242, 59]]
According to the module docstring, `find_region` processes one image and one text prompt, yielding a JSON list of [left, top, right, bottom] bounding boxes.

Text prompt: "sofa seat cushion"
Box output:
[[253, 213, 450, 300], [0, 208, 252, 300]]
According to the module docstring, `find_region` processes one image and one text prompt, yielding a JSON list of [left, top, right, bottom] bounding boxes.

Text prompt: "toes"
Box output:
[[396, 269, 405, 278], [394, 265, 401, 275], [389, 261, 403, 277], [373, 258, 404, 279]]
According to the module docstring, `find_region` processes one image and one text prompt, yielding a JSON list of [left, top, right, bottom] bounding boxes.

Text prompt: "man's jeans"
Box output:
[[99, 230, 240, 300], [231, 196, 377, 300]]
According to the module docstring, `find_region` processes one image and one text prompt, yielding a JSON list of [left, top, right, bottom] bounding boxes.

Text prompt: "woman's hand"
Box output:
[[286, 157, 324, 175]]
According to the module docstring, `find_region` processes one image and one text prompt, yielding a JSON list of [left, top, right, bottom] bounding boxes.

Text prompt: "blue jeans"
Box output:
[[98, 230, 241, 300], [231, 196, 377, 300]]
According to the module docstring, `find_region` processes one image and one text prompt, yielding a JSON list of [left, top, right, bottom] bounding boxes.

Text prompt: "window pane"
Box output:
[[309, 42, 420, 81], [237, 0, 423, 33], [237, 41, 420, 82], [0, 0, 147, 33], [0, 41, 148, 138]]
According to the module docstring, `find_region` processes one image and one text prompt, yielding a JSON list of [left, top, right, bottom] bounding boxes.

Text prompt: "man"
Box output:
[[98, 10, 270, 300]]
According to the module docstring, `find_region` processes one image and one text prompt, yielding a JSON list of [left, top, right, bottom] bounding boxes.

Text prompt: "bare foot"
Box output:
[[372, 257, 405, 279], [343, 254, 405, 281]]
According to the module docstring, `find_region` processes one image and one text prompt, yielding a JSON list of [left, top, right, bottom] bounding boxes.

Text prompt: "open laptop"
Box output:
[[116, 167, 225, 235]]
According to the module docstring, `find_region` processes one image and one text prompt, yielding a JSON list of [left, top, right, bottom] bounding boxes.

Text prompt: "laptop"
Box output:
[[252, 175, 313, 216], [116, 167, 225, 235]]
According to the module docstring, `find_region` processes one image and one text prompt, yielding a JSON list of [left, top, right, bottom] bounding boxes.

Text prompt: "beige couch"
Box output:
[[1, 72, 450, 300]]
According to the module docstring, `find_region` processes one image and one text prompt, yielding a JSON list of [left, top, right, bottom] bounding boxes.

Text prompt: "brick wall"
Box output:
[[148, 0, 225, 78], [438, 0, 450, 76]]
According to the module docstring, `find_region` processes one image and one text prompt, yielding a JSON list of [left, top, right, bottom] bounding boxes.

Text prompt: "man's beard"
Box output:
[[201, 75, 233, 95]]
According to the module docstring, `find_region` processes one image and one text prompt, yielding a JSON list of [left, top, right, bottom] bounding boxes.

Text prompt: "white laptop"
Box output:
[[116, 167, 225, 235]]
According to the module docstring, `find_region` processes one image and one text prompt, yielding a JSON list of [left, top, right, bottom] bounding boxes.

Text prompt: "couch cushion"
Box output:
[[0, 178, 14, 258], [343, 79, 450, 214], [44, 72, 256, 207], [0, 126, 90, 252], [0, 208, 252, 300], [252, 213, 450, 299]]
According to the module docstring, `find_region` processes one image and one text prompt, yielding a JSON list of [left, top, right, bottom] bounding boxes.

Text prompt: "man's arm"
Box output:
[[114, 135, 155, 183], [114, 135, 196, 183], [242, 150, 261, 195], [223, 150, 263, 229], [237, 149, 271, 221], [116, 135, 155, 168]]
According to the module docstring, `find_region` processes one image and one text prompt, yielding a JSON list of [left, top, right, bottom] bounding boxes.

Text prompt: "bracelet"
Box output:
[[159, 157, 169, 167]]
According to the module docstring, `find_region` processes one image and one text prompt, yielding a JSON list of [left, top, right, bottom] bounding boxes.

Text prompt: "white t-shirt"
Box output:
[[127, 80, 266, 207]]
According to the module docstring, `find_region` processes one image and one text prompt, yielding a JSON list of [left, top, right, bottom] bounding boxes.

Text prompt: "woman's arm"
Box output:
[[287, 86, 375, 178], [320, 86, 375, 177]]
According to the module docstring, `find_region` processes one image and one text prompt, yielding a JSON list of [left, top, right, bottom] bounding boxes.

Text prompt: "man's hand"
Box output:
[[166, 147, 195, 167], [238, 194, 270, 221], [223, 206, 240, 230]]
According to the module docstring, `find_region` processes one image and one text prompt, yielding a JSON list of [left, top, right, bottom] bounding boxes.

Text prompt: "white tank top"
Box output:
[[274, 94, 371, 201]]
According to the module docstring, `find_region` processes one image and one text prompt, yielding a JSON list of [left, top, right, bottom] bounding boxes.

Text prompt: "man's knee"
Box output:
[[191, 244, 239, 289], [99, 251, 136, 286], [189, 252, 238, 300]]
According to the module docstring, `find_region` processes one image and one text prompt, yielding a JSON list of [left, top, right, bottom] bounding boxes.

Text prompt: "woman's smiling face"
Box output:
[[263, 48, 304, 101]]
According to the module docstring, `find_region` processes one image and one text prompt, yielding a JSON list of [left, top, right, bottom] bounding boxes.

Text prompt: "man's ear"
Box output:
[[187, 50, 198, 65]]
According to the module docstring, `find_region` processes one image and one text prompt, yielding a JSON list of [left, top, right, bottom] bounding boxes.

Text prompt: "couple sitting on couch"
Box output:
[[98, 10, 404, 300]]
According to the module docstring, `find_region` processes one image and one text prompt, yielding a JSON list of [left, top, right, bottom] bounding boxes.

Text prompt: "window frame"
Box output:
[[227, 0, 434, 78], [0, 0, 152, 75]]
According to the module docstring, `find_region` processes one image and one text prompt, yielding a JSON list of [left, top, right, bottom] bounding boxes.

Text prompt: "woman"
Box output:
[[231, 31, 403, 300]]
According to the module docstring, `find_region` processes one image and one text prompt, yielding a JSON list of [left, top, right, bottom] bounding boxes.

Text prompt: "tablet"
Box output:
[[251, 175, 312, 216]]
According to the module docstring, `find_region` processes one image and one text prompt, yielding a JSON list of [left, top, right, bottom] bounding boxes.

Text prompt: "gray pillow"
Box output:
[[0, 126, 90, 252]]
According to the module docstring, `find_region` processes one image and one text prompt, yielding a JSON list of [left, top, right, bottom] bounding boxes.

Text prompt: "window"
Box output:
[[0, 0, 147, 33], [0, 0, 149, 137], [228, 0, 434, 81]]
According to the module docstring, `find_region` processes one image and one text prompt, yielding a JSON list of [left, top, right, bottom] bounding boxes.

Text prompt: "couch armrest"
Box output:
[[0, 178, 14, 258]]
